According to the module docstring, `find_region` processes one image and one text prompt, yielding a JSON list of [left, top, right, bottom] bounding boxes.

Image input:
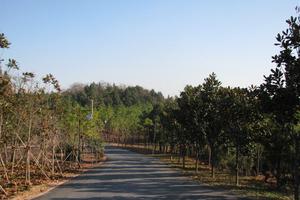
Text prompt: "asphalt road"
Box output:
[[34, 146, 243, 200]]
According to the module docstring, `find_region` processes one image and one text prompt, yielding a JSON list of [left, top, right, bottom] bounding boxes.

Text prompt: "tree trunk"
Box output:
[[144, 134, 147, 148], [152, 126, 157, 155], [77, 118, 81, 163], [195, 150, 199, 174], [182, 145, 186, 169], [256, 147, 260, 175], [26, 118, 32, 185], [235, 145, 239, 186], [0, 109, 2, 139], [25, 146, 31, 184], [10, 141, 16, 175], [294, 138, 300, 200], [0, 153, 9, 182], [52, 142, 55, 176], [0, 184, 7, 196], [210, 147, 215, 178], [3, 142, 8, 164], [208, 146, 211, 167]]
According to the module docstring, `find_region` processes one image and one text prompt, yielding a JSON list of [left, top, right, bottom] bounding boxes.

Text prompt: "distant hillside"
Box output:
[[63, 82, 165, 107]]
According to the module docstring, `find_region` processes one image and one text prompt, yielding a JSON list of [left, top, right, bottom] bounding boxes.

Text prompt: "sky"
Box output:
[[0, 0, 299, 96]]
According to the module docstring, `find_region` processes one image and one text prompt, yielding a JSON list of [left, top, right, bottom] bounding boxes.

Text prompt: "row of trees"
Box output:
[[59, 12, 300, 199], [65, 82, 164, 107], [62, 81, 164, 147], [0, 32, 164, 197], [117, 14, 300, 199], [0, 34, 105, 196], [1, 8, 299, 200]]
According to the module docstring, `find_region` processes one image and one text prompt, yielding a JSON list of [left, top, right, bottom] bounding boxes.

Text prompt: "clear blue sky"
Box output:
[[0, 0, 298, 96]]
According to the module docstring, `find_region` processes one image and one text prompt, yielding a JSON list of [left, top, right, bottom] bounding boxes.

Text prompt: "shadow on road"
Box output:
[[34, 146, 245, 200]]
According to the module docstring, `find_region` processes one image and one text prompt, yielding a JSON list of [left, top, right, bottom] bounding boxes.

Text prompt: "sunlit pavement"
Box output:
[[34, 146, 243, 200]]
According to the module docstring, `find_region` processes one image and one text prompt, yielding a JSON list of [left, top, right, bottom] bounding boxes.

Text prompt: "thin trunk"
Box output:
[[182, 145, 186, 169], [170, 145, 173, 161], [10, 141, 16, 175], [235, 145, 239, 186], [81, 136, 84, 160], [26, 147, 30, 184], [195, 151, 199, 174], [52, 143, 55, 175], [177, 145, 181, 163], [152, 125, 157, 155], [4, 142, 8, 164], [29, 151, 50, 180], [26, 117, 32, 185], [77, 118, 81, 163], [0, 184, 7, 196], [294, 138, 300, 200], [41, 132, 46, 167], [211, 162, 215, 178], [144, 134, 147, 148], [0, 153, 9, 182], [256, 147, 260, 175], [54, 153, 63, 176], [0, 109, 2, 139], [210, 147, 215, 178], [60, 148, 63, 162], [208, 146, 211, 167], [0, 111, 7, 181]]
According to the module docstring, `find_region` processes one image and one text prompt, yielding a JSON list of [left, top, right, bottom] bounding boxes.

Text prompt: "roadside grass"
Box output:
[[121, 144, 292, 200]]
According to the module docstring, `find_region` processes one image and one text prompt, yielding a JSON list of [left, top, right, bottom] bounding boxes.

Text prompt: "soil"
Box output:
[[0, 156, 107, 200]]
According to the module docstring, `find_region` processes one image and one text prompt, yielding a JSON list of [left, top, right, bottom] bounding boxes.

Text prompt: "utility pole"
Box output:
[[78, 114, 81, 163], [77, 108, 82, 166], [152, 119, 157, 155], [91, 99, 94, 117]]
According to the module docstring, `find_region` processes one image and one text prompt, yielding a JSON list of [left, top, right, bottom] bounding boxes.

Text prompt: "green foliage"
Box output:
[[65, 82, 164, 107], [1, 9, 300, 199], [0, 33, 10, 49]]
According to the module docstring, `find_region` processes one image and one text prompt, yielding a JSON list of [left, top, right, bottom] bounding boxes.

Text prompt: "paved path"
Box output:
[[34, 146, 243, 200]]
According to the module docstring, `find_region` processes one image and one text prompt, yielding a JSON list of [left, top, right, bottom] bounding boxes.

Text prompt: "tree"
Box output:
[[0, 33, 105, 197], [176, 85, 198, 168], [260, 11, 300, 199], [222, 87, 257, 186], [201, 73, 225, 178]]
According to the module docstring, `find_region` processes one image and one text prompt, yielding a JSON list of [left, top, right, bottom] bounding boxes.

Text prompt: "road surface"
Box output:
[[34, 146, 244, 200]]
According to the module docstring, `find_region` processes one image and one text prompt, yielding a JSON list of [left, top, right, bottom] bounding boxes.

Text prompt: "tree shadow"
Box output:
[[34, 146, 248, 200]]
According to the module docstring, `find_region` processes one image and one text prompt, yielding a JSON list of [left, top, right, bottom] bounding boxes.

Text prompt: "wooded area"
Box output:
[[105, 15, 300, 199], [0, 35, 106, 197], [1, 9, 300, 200]]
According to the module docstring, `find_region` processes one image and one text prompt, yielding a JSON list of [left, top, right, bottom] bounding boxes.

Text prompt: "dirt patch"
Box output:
[[2, 156, 107, 200]]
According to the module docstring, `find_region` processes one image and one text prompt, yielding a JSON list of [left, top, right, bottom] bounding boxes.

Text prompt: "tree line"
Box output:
[[0, 33, 107, 196], [107, 14, 300, 199], [1, 9, 300, 200], [59, 13, 300, 199], [0, 31, 165, 197], [65, 82, 164, 107]]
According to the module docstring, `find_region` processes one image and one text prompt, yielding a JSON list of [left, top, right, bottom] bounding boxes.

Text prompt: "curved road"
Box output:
[[34, 146, 244, 200]]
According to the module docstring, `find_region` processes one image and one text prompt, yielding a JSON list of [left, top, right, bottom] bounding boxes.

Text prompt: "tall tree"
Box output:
[[260, 11, 300, 199], [222, 87, 256, 186], [201, 73, 224, 178]]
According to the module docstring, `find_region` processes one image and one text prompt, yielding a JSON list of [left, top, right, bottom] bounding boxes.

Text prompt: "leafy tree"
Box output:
[[260, 11, 300, 198], [201, 73, 224, 178], [222, 87, 257, 185], [176, 85, 199, 169]]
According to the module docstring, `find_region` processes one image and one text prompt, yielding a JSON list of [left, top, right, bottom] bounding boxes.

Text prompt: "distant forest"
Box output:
[[64, 82, 165, 107]]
